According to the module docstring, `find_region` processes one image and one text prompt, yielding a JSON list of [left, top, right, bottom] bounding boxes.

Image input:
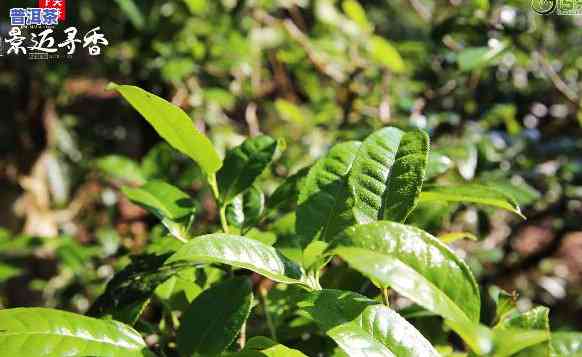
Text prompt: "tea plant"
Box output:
[[1, 84, 580, 357]]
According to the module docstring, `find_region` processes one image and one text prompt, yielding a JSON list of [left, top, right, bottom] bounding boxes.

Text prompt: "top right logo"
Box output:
[[532, 0, 582, 15]]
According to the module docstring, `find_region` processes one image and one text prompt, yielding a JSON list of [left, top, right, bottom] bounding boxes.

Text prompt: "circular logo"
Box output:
[[531, 0, 557, 14]]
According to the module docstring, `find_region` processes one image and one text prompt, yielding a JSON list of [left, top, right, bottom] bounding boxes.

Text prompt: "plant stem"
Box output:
[[260, 287, 277, 341], [238, 322, 247, 350], [208, 173, 230, 234], [219, 206, 229, 234], [382, 288, 391, 307]]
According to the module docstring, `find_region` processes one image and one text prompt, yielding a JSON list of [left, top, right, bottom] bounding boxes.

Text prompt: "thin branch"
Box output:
[[537, 50, 580, 106]]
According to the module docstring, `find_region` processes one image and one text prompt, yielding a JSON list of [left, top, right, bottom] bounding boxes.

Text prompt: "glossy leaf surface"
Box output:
[[226, 185, 265, 231], [109, 83, 222, 175], [330, 221, 480, 323], [300, 289, 439, 357], [166, 234, 306, 285], [0, 308, 151, 357], [122, 180, 194, 220]]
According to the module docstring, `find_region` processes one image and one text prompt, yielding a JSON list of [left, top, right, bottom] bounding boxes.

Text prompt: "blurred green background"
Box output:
[[0, 0, 581, 344]]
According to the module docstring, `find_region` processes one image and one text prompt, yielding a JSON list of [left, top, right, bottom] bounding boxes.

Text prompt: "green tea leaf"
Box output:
[[114, 0, 145, 29], [496, 307, 551, 357], [96, 155, 146, 184], [226, 185, 265, 231], [439, 232, 478, 244], [166, 234, 307, 286], [419, 184, 525, 218], [425, 151, 452, 180], [300, 289, 439, 357], [368, 36, 406, 73], [108, 83, 222, 175], [122, 180, 194, 220], [0, 263, 21, 283], [296, 141, 361, 249], [268, 167, 310, 212], [342, 0, 371, 31], [0, 308, 152, 357], [546, 332, 582, 356], [458, 45, 504, 72], [243, 337, 308, 357], [177, 277, 253, 357], [349, 128, 429, 223], [218, 135, 277, 203], [88, 253, 189, 324], [329, 221, 481, 323]]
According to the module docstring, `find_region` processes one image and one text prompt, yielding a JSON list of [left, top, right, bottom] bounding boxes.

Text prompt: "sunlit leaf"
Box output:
[[108, 83, 222, 176], [96, 155, 146, 185], [296, 141, 361, 249], [349, 127, 429, 223], [122, 180, 194, 221], [419, 184, 525, 218], [0, 308, 152, 357], [368, 36, 405, 73], [300, 289, 439, 357], [166, 234, 307, 286]]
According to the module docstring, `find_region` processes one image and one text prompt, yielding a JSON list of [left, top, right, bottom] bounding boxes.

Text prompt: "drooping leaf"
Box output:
[[226, 185, 265, 231], [0, 308, 152, 357], [349, 128, 429, 224], [329, 221, 482, 348], [88, 253, 190, 324], [177, 277, 253, 357], [96, 155, 146, 185], [296, 141, 361, 249], [166, 234, 307, 286], [108, 83, 222, 176], [217, 135, 277, 203], [483, 178, 541, 206], [300, 289, 439, 357], [122, 180, 194, 221], [419, 184, 525, 218]]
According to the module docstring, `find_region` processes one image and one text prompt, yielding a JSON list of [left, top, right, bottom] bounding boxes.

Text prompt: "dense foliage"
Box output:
[[1, 0, 582, 356]]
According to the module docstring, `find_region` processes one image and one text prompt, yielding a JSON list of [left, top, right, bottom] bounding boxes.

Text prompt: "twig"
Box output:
[[254, 10, 346, 83], [537, 50, 580, 106]]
